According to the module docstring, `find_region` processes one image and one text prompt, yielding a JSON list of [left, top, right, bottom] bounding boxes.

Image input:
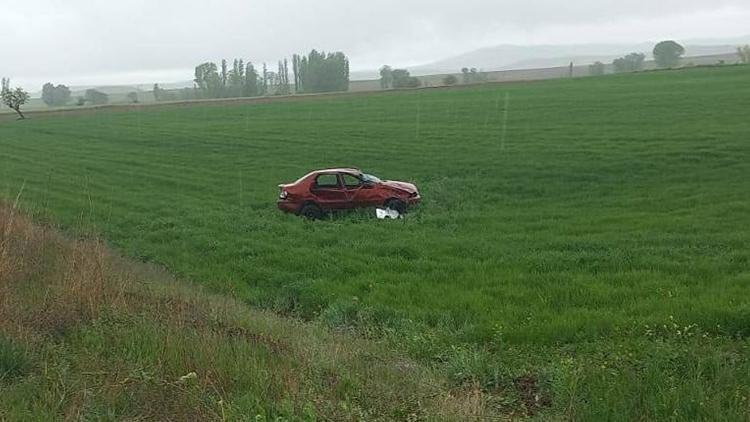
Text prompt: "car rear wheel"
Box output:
[[384, 199, 407, 214], [299, 203, 323, 220]]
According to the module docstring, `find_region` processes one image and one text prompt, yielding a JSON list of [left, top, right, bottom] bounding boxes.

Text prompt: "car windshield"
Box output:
[[361, 173, 382, 184]]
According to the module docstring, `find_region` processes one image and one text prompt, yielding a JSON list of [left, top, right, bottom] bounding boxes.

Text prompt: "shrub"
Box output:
[[443, 75, 458, 85], [391, 69, 421, 89], [84, 89, 108, 105], [613, 53, 646, 73]]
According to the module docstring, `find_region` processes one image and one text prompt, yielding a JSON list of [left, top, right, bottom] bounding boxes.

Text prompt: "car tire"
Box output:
[[299, 203, 323, 220], [384, 199, 407, 214]]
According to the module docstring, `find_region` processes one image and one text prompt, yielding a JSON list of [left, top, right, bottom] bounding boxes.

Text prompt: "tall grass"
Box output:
[[0, 204, 514, 420]]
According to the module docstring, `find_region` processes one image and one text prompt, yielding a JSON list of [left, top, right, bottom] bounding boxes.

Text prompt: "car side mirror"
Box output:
[[362, 182, 374, 189]]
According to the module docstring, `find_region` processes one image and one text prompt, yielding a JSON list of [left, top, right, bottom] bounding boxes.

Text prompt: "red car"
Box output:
[[277, 168, 421, 219]]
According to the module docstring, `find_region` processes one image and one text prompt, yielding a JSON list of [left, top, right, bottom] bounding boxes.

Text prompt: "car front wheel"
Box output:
[[384, 199, 407, 214]]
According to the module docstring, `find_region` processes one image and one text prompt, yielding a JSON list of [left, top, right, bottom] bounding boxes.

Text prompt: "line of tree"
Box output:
[[190, 50, 349, 100], [596, 41, 688, 76], [41, 83, 72, 107], [293, 50, 350, 93], [193, 59, 259, 99], [381, 65, 491, 89], [613, 53, 646, 73], [1, 78, 29, 119]]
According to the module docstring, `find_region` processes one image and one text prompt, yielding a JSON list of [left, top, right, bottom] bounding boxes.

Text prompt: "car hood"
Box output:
[[381, 180, 418, 194]]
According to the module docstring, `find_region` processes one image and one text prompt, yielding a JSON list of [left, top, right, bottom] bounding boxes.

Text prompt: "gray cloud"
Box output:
[[1, 0, 749, 89]]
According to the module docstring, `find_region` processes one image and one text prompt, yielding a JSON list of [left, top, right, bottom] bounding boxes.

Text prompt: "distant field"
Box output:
[[2, 66, 750, 419]]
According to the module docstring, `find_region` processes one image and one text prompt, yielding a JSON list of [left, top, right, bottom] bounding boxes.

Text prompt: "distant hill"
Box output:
[[348, 40, 746, 81], [406, 38, 749, 76]]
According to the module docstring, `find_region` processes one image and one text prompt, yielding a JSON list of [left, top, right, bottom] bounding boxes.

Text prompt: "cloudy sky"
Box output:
[[2, 0, 749, 90]]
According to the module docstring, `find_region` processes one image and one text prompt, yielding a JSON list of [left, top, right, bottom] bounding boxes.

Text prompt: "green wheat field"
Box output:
[[2, 65, 750, 420]]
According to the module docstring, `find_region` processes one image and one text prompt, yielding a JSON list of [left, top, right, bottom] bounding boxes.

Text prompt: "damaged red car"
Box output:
[[277, 168, 421, 219]]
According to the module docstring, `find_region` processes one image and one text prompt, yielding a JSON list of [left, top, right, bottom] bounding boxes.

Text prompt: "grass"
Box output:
[[0, 204, 496, 420], [1, 65, 750, 419], [0, 337, 30, 382]]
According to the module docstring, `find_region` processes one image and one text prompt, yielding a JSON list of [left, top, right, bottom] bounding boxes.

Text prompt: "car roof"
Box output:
[[311, 168, 361, 175]]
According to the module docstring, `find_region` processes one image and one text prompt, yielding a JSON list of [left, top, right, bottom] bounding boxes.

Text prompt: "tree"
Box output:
[[41, 83, 71, 107], [41, 83, 56, 106], [613, 53, 646, 73], [292, 54, 302, 93], [153, 83, 163, 101], [379, 65, 393, 89], [589, 61, 606, 76], [391, 69, 421, 88], [84, 89, 108, 105], [443, 75, 458, 85], [262, 63, 268, 95], [653, 41, 685, 68], [245, 62, 259, 97], [1, 81, 29, 119], [221, 59, 229, 94], [127, 92, 139, 103], [738, 45, 750, 64], [228, 59, 246, 97], [194, 62, 222, 98], [275, 59, 291, 95]]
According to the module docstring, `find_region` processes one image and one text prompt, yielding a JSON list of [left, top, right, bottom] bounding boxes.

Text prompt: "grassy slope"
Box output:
[[0, 205, 491, 420], [1, 65, 750, 419]]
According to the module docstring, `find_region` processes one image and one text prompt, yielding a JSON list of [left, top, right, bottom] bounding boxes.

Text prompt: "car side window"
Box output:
[[315, 174, 340, 189], [342, 174, 362, 189]]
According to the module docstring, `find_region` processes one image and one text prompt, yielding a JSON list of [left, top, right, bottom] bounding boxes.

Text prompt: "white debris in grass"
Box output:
[[376, 208, 402, 220]]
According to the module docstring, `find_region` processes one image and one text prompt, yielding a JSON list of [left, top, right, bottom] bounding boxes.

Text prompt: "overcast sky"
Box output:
[[2, 0, 749, 90]]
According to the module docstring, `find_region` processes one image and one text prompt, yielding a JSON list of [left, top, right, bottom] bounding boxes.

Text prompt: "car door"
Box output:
[[310, 173, 349, 209], [341, 173, 365, 208], [342, 173, 381, 208]]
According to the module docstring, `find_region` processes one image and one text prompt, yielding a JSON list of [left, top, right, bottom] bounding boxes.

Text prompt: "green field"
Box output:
[[2, 65, 750, 419]]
